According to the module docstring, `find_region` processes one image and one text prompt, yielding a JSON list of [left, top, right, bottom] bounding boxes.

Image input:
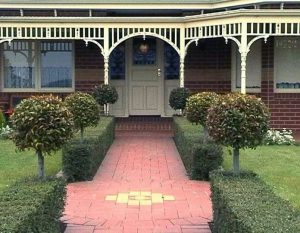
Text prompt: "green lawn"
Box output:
[[0, 140, 62, 190], [223, 145, 300, 210]]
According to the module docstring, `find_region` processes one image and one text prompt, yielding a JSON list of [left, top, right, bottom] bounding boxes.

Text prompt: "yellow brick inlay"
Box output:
[[105, 195, 117, 201], [105, 191, 175, 206], [116, 193, 129, 204]]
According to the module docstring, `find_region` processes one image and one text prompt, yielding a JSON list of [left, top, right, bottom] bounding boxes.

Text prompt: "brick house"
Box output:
[[0, 0, 300, 130]]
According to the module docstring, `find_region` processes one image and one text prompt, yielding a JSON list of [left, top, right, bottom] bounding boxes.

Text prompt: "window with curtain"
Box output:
[[2, 40, 73, 91], [3, 41, 36, 89], [41, 42, 73, 88], [275, 37, 300, 90]]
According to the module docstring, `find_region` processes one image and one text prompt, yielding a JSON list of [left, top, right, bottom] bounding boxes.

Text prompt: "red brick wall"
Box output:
[[185, 38, 231, 93], [74, 41, 103, 92], [260, 38, 300, 130]]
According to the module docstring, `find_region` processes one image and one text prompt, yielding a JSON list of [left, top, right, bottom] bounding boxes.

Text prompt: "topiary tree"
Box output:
[[92, 84, 118, 115], [206, 93, 270, 175], [186, 92, 219, 140], [169, 87, 190, 113], [10, 95, 74, 179], [65, 92, 100, 141]]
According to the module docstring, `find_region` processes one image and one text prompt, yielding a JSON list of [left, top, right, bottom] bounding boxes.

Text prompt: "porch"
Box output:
[[0, 8, 300, 128]]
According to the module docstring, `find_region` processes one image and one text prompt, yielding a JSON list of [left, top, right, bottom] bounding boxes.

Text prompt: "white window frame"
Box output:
[[274, 36, 300, 93], [1, 40, 75, 93], [231, 40, 262, 93]]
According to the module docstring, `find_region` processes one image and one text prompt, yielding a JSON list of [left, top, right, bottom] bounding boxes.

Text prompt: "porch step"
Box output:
[[115, 116, 173, 137]]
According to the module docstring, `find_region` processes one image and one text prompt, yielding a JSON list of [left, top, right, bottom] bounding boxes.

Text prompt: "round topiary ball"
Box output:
[[206, 93, 270, 150], [65, 92, 100, 134], [92, 84, 118, 106], [169, 87, 190, 111], [11, 94, 74, 154], [186, 92, 219, 126]]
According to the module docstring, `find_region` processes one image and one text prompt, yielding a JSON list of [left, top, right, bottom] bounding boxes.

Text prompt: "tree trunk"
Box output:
[[37, 150, 45, 179], [106, 104, 110, 115], [233, 147, 240, 175]]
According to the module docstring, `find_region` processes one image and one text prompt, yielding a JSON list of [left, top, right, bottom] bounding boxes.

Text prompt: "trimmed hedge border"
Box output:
[[210, 170, 300, 233], [0, 178, 66, 233], [62, 116, 115, 182], [173, 117, 223, 180]]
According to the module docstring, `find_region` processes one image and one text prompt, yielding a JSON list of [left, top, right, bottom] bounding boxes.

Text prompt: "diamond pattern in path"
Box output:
[[62, 134, 212, 233]]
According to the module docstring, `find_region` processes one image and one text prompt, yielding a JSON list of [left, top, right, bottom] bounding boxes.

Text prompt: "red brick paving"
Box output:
[[62, 134, 212, 233]]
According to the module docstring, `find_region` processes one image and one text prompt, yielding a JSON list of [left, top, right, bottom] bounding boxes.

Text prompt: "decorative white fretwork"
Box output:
[[108, 27, 181, 56]]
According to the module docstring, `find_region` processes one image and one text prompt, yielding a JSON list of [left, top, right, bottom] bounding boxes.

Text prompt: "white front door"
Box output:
[[128, 38, 163, 115]]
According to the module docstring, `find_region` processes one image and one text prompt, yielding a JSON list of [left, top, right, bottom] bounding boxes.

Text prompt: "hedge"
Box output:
[[173, 117, 223, 180], [62, 117, 115, 182], [210, 170, 300, 233], [0, 178, 66, 233]]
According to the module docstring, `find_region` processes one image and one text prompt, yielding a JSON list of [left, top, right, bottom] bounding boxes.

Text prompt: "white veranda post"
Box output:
[[180, 27, 185, 88], [84, 37, 110, 115], [240, 24, 248, 94], [224, 22, 269, 94], [224, 23, 248, 94], [103, 27, 110, 115]]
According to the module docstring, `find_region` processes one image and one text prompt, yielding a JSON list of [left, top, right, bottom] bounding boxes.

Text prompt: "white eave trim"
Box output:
[[0, 0, 298, 10], [0, 9, 300, 23]]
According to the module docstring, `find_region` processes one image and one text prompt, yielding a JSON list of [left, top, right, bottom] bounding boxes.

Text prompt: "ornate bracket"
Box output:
[[0, 38, 13, 46], [247, 35, 269, 53], [83, 39, 105, 57], [224, 35, 269, 55], [184, 38, 200, 57], [224, 36, 241, 48]]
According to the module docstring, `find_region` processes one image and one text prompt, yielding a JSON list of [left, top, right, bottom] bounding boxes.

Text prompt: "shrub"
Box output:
[[0, 125, 13, 139], [186, 92, 219, 125], [0, 178, 66, 233], [173, 117, 223, 180], [62, 117, 115, 182], [169, 87, 190, 112], [10, 95, 74, 178], [65, 92, 100, 140], [192, 144, 223, 180], [210, 170, 300, 233], [206, 93, 270, 174], [93, 84, 118, 115], [264, 128, 295, 145]]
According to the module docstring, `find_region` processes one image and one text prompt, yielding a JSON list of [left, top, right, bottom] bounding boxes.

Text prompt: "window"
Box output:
[[2, 41, 74, 91], [232, 41, 262, 92], [3, 41, 36, 89], [41, 42, 73, 88], [133, 38, 156, 65], [274, 37, 300, 92], [109, 43, 125, 80], [164, 43, 179, 80]]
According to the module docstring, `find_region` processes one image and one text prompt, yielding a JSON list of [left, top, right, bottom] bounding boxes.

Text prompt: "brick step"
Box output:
[[115, 116, 173, 133]]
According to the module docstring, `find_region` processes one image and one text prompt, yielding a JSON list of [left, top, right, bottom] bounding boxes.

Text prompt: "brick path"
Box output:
[[62, 134, 212, 233]]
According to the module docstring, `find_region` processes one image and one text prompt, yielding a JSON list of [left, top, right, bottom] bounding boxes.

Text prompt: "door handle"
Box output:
[[157, 68, 161, 77]]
